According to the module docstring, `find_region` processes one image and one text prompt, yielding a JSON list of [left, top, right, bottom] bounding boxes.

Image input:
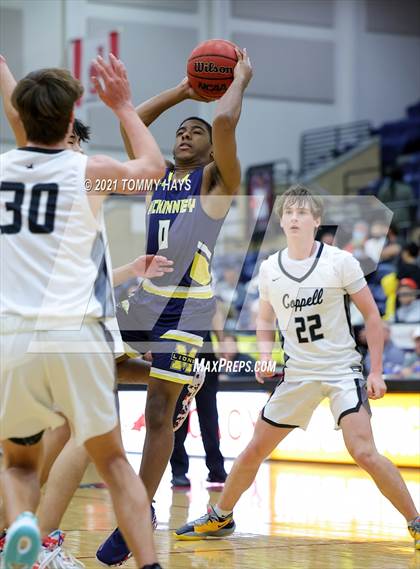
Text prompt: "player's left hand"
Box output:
[[91, 53, 132, 111], [233, 47, 253, 88], [130, 254, 173, 279], [367, 371, 387, 399]]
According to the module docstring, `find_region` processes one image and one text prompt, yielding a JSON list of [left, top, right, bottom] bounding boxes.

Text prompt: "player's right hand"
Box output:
[[367, 371, 387, 399], [177, 77, 211, 102], [255, 363, 275, 384], [91, 53, 132, 111]]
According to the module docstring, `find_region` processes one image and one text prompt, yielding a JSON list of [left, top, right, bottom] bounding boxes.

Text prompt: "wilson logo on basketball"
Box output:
[[194, 62, 233, 75]]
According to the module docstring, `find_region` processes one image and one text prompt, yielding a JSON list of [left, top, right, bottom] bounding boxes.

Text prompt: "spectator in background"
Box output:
[[365, 222, 402, 268], [345, 221, 369, 259], [170, 334, 227, 488], [397, 242, 420, 289], [395, 278, 420, 323], [364, 220, 388, 264], [401, 327, 420, 379], [344, 222, 376, 277], [237, 282, 259, 332], [214, 263, 247, 332], [218, 333, 256, 381], [364, 321, 405, 375], [171, 298, 229, 488], [320, 231, 335, 246], [377, 166, 414, 230], [380, 224, 403, 266]]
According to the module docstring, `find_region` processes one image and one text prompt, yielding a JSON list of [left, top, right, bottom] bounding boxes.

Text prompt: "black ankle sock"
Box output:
[[141, 564, 162, 569]]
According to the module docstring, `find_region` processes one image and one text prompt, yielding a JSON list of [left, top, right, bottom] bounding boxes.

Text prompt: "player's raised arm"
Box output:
[[0, 55, 27, 146], [86, 54, 165, 194], [210, 48, 253, 195], [120, 77, 209, 159]]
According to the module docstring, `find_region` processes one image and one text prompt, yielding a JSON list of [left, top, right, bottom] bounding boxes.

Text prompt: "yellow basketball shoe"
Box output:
[[408, 515, 420, 550], [174, 505, 235, 540]]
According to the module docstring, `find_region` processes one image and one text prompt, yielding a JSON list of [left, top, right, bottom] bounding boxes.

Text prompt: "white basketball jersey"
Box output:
[[0, 147, 114, 329], [258, 242, 366, 380], [100, 211, 124, 358]]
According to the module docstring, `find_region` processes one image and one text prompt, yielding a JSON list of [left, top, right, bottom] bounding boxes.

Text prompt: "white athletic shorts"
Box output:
[[261, 374, 371, 430], [0, 320, 118, 446]]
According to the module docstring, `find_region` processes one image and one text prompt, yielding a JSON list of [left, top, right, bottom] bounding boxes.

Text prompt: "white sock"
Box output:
[[214, 505, 232, 518]]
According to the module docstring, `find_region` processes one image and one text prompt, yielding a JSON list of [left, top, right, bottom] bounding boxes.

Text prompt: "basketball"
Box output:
[[187, 39, 238, 100]]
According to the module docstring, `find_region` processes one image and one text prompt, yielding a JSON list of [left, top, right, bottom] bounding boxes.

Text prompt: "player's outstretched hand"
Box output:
[[233, 47, 253, 88], [91, 53, 132, 111], [130, 254, 174, 279], [367, 371, 387, 399], [178, 77, 211, 102]]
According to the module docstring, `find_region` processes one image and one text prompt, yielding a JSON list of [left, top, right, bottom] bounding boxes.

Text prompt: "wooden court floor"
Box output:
[[57, 457, 419, 569]]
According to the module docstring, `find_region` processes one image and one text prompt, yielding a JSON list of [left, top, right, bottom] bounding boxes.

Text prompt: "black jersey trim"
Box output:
[[9, 430, 45, 446], [343, 294, 355, 339], [343, 294, 365, 369], [278, 327, 289, 376], [99, 321, 115, 355], [277, 242, 324, 283], [337, 377, 371, 425], [261, 411, 299, 429], [17, 146, 66, 154]]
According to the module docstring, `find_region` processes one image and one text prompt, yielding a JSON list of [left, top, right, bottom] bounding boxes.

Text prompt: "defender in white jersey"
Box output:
[[175, 185, 420, 548], [0, 55, 166, 569]]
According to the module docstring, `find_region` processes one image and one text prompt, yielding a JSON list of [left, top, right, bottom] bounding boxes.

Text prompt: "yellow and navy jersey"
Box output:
[[143, 166, 224, 299]]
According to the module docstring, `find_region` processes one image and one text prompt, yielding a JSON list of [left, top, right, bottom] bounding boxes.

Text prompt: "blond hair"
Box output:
[[276, 184, 323, 221]]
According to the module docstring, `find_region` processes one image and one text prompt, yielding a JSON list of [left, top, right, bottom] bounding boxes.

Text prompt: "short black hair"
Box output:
[[73, 118, 91, 143], [178, 116, 212, 142], [403, 242, 419, 258]]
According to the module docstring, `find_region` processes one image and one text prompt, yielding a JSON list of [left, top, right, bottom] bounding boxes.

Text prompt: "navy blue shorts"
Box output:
[[117, 288, 215, 384]]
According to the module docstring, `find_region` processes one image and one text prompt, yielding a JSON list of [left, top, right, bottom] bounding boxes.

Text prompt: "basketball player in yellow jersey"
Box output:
[[96, 49, 253, 565], [175, 186, 420, 549]]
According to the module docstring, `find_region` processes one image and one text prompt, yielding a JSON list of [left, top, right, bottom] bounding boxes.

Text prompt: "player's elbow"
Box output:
[[213, 113, 236, 133], [363, 310, 382, 335], [148, 155, 166, 180]]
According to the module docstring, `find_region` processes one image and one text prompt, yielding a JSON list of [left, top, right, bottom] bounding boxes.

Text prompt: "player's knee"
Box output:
[[145, 392, 174, 431], [4, 452, 39, 472], [242, 441, 267, 465], [96, 452, 129, 479], [348, 444, 377, 468], [3, 435, 43, 470]]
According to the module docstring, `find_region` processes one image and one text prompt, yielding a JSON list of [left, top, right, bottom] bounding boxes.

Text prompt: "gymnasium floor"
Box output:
[[61, 455, 419, 569]]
